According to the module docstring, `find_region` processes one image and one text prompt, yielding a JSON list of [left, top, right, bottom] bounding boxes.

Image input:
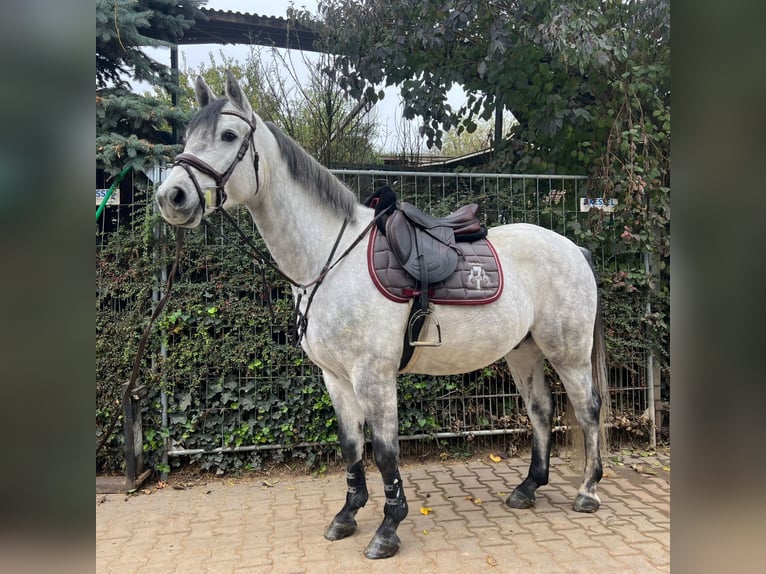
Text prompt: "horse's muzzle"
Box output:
[[155, 179, 203, 228]]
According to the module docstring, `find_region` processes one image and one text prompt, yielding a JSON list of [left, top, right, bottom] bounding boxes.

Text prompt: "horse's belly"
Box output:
[[403, 304, 528, 375], [405, 345, 506, 375]]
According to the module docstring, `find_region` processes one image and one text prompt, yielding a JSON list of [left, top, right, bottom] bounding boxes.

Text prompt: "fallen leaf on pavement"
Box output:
[[631, 464, 657, 475]]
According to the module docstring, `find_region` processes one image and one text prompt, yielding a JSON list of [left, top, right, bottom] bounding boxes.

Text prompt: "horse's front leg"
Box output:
[[365, 439, 408, 559], [322, 371, 369, 541], [360, 372, 408, 559]]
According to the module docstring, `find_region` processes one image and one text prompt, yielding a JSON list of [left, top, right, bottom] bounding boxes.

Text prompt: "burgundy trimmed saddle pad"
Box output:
[[367, 227, 504, 305]]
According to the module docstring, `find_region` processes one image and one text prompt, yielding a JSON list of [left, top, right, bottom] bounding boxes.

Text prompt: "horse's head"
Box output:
[[155, 71, 264, 227]]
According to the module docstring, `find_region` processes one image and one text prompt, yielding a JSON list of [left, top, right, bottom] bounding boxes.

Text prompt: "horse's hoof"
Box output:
[[506, 489, 535, 509], [364, 533, 401, 559], [572, 494, 600, 513], [325, 518, 357, 541]]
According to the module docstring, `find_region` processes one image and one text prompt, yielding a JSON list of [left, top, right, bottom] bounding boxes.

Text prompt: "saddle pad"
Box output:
[[368, 227, 503, 305]]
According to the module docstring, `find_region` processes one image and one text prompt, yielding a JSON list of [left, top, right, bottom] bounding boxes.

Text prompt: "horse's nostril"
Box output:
[[170, 186, 187, 207]]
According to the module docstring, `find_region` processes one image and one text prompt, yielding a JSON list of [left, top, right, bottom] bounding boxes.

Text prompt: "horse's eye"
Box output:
[[221, 130, 237, 142]]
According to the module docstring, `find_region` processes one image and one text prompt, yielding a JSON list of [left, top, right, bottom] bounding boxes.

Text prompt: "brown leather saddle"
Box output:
[[385, 202, 483, 287]]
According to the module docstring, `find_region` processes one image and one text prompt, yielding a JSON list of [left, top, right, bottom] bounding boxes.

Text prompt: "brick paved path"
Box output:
[[96, 452, 670, 573]]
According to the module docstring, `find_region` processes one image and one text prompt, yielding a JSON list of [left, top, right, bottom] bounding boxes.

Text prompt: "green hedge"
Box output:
[[97, 176, 668, 475]]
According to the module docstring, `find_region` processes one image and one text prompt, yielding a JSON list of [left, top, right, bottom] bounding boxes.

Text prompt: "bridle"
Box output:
[[172, 109, 260, 212], [169, 106, 384, 345]]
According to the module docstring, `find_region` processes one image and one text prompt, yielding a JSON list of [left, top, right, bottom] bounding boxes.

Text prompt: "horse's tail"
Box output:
[[564, 248, 610, 461], [591, 288, 611, 453]]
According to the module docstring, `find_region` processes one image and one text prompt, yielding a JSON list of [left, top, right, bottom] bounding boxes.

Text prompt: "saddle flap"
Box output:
[[385, 210, 459, 284]]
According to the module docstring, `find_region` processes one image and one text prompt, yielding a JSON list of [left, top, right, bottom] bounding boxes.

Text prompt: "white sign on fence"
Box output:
[[96, 188, 120, 206], [579, 197, 617, 212]]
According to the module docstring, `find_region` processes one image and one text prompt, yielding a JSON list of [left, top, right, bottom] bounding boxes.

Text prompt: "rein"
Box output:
[[213, 206, 384, 345], [172, 107, 384, 345], [96, 229, 184, 456]]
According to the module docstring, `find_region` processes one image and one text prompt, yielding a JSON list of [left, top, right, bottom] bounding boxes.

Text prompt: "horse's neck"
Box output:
[[245, 176, 356, 285]]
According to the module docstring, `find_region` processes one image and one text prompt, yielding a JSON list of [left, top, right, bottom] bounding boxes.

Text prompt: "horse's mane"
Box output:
[[185, 99, 358, 222], [266, 122, 359, 223]]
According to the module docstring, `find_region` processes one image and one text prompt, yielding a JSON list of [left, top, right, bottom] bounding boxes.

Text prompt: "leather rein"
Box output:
[[172, 109, 380, 344]]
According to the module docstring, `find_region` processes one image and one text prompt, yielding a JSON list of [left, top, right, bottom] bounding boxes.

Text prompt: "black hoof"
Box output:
[[506, 488, 535, 509], [325, 518, 357, 541], [364, 533, 401, 559], [572, 494, 600, 513]]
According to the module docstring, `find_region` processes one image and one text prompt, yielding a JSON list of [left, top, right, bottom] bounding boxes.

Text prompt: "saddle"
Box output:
[[366, 185, 489, 358], [369, 186, 487, 286], [385, 203, 472, 286]]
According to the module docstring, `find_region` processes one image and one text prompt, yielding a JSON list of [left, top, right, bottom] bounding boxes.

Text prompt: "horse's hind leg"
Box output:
[[504, 338, 553, 509], [551, 360, 604, 512], [322, 371, 370, 541]]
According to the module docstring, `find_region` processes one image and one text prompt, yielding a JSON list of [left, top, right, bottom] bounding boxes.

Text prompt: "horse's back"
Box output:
[[489, 223, 594, 287], [489, 222, 587, 263]]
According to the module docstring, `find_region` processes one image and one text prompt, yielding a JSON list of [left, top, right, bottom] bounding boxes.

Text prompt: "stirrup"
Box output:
[[408, 307, 442, 347]]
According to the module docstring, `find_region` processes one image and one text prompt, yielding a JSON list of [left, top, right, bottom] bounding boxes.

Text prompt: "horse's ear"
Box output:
[[224, 70, 251, 112], [195, 76, 216, 108]]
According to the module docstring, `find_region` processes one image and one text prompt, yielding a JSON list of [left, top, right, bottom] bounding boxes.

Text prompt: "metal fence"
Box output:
[[98, 169, 659, 468]]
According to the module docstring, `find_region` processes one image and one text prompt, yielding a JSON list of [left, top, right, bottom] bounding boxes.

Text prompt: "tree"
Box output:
[[96, 0, 204, 177], [297, 0, 669, 170], [439, 111, 516, 157], [163, 46, 380, 168], [299, 0, 670, 367]]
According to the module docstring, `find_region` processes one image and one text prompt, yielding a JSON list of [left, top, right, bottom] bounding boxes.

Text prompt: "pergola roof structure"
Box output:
[[178, 7, 322, 51]]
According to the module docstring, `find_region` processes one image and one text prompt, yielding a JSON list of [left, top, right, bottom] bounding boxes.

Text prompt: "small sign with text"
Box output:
[[96, 188, 120, 206], [579, 197, 617, 212]]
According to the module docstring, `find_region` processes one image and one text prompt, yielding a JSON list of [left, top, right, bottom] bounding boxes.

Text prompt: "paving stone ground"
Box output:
[[96, 450, 670, 573]]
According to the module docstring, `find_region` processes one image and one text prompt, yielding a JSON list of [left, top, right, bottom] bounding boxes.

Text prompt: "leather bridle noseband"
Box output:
[[172, 110, 260, 212]]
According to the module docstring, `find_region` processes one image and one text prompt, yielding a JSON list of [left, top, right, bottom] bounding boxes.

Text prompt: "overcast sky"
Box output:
[[143, 0, 466, 153]]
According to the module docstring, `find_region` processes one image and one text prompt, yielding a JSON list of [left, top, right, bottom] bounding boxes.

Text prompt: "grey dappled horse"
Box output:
[[155, 71, 608, 560]]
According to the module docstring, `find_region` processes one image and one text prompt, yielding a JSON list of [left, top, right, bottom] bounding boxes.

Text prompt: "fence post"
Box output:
[[121, 381, 151, 489], [149, 166, 171, 482], [644, 232, 657, 450]]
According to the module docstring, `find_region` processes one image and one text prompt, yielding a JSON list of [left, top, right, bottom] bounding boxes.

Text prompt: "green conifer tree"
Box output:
[[96, 0, 204, 176]]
